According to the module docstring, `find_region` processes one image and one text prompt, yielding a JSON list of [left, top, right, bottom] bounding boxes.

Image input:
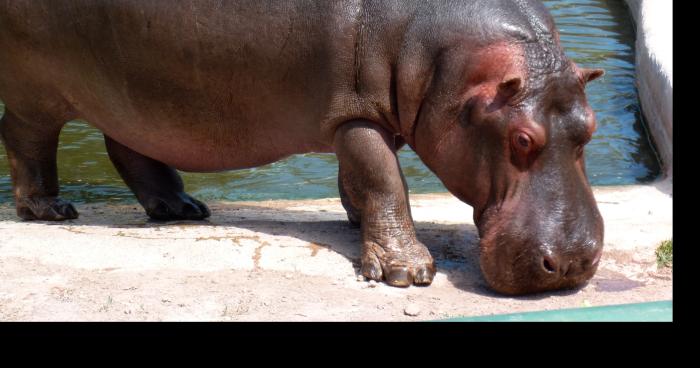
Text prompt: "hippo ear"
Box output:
[[581, 68, 605, 83], [497, 74, 523, 99]]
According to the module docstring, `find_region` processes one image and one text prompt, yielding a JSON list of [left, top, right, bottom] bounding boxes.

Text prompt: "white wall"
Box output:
[[623, 0, 673, 178]]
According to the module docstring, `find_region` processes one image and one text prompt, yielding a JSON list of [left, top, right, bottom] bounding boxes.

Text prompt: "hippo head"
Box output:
[[409, 33, 606, 295]]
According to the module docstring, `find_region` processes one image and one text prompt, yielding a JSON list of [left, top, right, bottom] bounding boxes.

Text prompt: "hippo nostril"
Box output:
[[542, 256, 558, 274]]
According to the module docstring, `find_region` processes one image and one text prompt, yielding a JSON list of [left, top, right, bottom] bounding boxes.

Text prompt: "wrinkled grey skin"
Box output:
[[0, 0, 604, 294]]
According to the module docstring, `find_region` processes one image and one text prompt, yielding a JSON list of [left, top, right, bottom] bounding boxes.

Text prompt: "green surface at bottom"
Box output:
[[442, 301, 672, 322]]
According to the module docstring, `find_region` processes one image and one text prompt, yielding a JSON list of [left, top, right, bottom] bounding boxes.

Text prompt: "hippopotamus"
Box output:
[[0, 0, 605, 295]]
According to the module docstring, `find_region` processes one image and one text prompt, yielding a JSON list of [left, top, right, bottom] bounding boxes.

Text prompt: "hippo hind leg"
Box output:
[[0, 109, 78, 220], [104, 135, 210, 221]]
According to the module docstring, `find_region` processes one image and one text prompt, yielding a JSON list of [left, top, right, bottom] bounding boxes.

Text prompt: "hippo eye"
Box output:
[[514, 132, 531, 150], [510, 131, 537, 168]]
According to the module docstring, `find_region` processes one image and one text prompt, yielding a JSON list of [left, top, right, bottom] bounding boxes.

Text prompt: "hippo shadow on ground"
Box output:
[[0, 201, 586, 299], [218, 209, 501, 296]]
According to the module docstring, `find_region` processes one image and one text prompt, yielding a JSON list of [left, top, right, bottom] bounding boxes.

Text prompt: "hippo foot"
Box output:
[[16, 196, 79, 221], [361, 239, 436, 287], [143, 192, 210, 221]]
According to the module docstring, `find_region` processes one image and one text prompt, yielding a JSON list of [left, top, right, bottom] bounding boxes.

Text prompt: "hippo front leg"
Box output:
[[335, 120, 435, 287], [338, 166, 361, 227]]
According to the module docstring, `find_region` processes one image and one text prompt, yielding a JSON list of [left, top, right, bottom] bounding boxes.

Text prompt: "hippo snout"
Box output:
[[478, 220, 604, 295]]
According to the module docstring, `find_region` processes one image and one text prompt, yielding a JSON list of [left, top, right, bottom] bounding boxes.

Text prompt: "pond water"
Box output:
[[0, 0, 660, 204]]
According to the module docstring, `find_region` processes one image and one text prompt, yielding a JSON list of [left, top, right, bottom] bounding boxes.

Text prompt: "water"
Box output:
[[543, 0, 660, 184], [0, 0, 661, 205]]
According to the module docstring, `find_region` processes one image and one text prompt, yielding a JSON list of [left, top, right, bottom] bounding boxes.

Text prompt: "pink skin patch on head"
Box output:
[[461, 41, 528, 103]]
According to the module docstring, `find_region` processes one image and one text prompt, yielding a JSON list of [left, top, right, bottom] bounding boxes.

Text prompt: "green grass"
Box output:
[[656, 240, 673, 268]]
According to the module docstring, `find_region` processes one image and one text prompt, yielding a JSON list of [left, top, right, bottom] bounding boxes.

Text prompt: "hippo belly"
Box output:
[[76, 85, 336, 173], [91, 112, 335, 173]]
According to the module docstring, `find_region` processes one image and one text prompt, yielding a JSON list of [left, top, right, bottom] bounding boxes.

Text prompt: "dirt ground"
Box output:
[[0, 179, 672, 321]]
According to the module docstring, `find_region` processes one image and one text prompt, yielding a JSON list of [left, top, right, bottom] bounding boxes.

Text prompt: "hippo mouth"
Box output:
[[478, 241, 599, 295], [475, 206, 602, 295]]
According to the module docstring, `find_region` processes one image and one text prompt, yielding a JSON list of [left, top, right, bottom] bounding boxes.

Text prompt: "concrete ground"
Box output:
[[0, 179, 672, 321]]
